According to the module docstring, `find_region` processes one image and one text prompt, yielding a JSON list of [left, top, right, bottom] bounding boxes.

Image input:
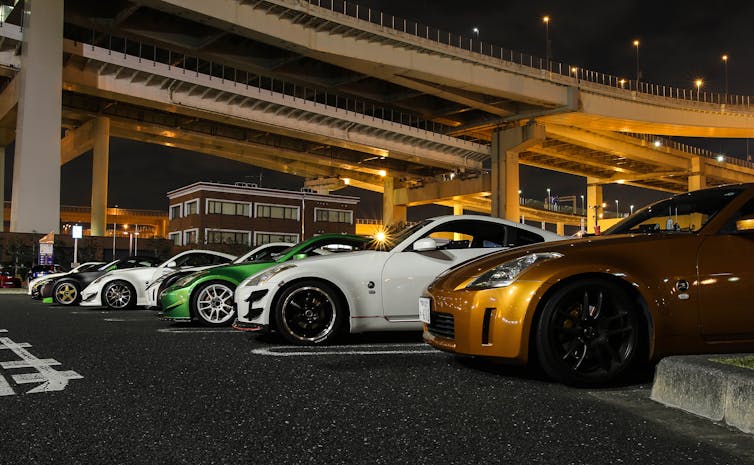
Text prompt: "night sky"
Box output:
[[4, 1, 754, 220]]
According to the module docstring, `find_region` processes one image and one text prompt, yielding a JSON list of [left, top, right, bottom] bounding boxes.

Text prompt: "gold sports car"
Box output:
[[422, 184, 754, 386]]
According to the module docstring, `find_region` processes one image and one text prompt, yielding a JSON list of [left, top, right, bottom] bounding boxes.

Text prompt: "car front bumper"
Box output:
[[422, 281, 545, 362], [159, 286, 192, 320], [234, 284, 274, 325]]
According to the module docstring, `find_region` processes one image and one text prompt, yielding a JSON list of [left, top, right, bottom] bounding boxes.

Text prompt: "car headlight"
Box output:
[[172, 272, 204, 289], [466, 252, 563, 289], [242, 264, 297, 287], [89, 276, 106, 287]]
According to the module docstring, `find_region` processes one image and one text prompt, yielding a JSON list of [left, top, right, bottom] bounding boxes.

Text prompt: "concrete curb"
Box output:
[[651, 354, 754, 434], [0, 288, 27, 295]]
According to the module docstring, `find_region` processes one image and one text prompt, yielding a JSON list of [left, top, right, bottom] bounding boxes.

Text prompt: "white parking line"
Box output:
[[251, 343, 440, 357], [157, 328, 242, 334], [0, 336, 83, 395]]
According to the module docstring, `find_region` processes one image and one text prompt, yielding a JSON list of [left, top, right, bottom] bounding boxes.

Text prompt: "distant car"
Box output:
[[40, 256, 163, 306], [144, 242, 291, 309], [233, 215, 563, 345], [28, 262, 106, 298], [79, 250, 236, 309], [0, 271, 21, 288], [422, 184, 754, 386], [160, 235, 369, 326], [27, 264, 64, 283]]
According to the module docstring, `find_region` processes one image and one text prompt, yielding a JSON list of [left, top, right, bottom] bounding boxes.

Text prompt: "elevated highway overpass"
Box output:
[[1, 0, 753, 236]]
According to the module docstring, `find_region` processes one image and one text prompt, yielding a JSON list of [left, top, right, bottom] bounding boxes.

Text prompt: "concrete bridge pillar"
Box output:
[[91, 117, 111, 236], [382, 176, 406, 227], [556, 222, 565, 236], [491, 124, 544, 222], [0, 146, 4, 232], [689, 157, 707, 191], [10, 0, 64, 233], [586, 179, 604, 234]]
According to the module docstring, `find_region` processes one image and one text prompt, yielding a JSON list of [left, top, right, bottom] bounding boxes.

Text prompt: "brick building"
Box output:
[[166, 182, 359, 246]]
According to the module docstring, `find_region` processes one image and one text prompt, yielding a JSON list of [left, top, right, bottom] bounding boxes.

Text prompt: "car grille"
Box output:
[[428, 312, 454, 340]]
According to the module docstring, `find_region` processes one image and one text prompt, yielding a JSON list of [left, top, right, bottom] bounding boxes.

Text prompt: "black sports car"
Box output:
[[40, 256, 162, 306]]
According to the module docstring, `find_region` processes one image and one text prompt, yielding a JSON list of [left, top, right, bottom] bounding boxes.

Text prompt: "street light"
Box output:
[[112, 204, 118, 259], [630, 204, 635, 215], [580, 194, 584, 212], [695, 78, 703, 100], [546, 188, 551, 208], [633, 40, 640, 89], [472, 27, 479, 40], [615, 199, 619, 217], [543, 16, 551, 69], [722, 54, 729, 99], [619, 78, 626, 88]]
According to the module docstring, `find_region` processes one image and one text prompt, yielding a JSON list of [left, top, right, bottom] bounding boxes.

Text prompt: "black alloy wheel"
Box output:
[[274, 280, 345, 345], [536, 278, 641, 386]]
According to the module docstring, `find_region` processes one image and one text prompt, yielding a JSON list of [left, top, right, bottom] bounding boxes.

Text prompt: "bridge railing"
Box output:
[[308, 0, 753, 111]]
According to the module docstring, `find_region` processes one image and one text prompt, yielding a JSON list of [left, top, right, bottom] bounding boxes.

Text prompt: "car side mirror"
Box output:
[[293, 253, 308, 260], [413, 238, 438, 252], [735, 214, 754, 232], [166, 261, 178, 268]]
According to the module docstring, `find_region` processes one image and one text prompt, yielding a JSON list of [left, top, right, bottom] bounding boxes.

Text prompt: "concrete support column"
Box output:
[[586, 179, 603, 234], [689, 157, 707, 191], [453, 204, 463, 216], [556, 222, 565, 236], [10, 0, 64, 233], [491, 124, 544, 222], [382, 177, 406, 227], [0, 146, 4, 232], [91, 117, 110, 236]]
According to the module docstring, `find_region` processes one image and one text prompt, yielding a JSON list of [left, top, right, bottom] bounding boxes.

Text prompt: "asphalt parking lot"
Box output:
[[1, 294, 753, 465]]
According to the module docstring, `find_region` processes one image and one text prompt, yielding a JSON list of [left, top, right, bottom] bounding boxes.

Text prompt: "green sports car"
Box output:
[[159, 234, 370, 326]]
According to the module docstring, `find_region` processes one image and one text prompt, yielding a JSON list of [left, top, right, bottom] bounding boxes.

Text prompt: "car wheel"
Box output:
[[535, 278, 641, 386], [103, 280, 136, 310], [273, 280, 345, 345], [53, 281, 80, 306], [192, 281, 236, 326]]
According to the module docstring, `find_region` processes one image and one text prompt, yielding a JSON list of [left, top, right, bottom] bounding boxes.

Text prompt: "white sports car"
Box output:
[[80, 250, 236, 309], [234, 215, 563, 345], [142, 242, 291, 309]]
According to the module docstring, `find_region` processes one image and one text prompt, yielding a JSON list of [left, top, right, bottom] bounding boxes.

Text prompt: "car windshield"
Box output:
[[364, 220, 430, 251], [606, 186, 744, 235]]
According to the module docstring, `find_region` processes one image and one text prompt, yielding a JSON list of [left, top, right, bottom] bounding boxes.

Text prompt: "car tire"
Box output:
[[535, 278, 641, 386], [103, 280, 137, 310], [191, 281, 236, 327], [273, 280, 345, 346], [53, 281, 80, 306]]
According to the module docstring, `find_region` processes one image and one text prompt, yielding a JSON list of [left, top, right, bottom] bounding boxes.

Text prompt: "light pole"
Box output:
[[695, 78, 703, 100], [580, 194, 585, 212], [472, 27, 479, 40], [543, 16, 551, 70], [630, 204, 635, 215], [615, 199, 619, 218], [112, 204, 118, 259], [546, 188, 551, 208], [633, 40, 640, 90], [722, 54, 729, 100]]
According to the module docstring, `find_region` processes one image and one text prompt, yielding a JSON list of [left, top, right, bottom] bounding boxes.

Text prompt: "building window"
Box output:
[[168, 232, 182, 245], [254, 232, 299, 245], [184, 229, 199, 244], [184, 199, 199, 216], [315, 208, 353, 224], [206, 229, 251, 245], [256, 203, 299, 220], [169, 204, 182, 220], [206, 200, 250, 216]]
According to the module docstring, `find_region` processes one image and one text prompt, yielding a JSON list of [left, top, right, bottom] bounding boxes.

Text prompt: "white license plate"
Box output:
[[418, 297, 431, 324]]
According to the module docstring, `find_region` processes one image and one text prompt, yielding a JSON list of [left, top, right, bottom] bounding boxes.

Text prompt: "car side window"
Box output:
[[720, 197, 754, 234], [415, 220, 509, 250]]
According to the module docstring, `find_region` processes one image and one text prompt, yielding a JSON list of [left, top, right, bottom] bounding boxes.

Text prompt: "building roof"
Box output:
[[166, 181, 360, 204]]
